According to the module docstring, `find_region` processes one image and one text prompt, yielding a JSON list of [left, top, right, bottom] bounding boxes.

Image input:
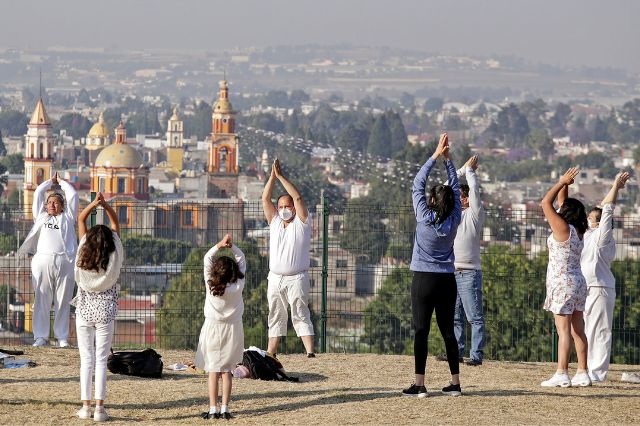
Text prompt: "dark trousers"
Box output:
[[411, 271, 459, 375]]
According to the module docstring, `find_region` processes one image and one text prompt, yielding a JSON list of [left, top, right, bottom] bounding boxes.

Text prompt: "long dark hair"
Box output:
[[428, 184, 455, 224], [558, 198, 588, 235], [76, 225, 116, 272], [207, 256, 245, 296]]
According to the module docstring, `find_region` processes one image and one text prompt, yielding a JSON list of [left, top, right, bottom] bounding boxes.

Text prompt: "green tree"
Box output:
[[0, 110, 29, 136], [361, 268, 412, 353], [1, 153, 24, 174], [53, 113, 93, 139], [336, 123, 368, 153], [156, 247, 208, 349], [424, 97, 444, 112], [385, 111, 408, 153], [525, 128, 555, 161], [339, 197, 389, 264], [367, 115, 392, 158], [0, 130, 5, 156], [121, 235, 192, 265]]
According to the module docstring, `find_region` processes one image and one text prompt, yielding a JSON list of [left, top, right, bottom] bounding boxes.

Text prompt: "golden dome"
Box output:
[[94, 143, 143, 168], [88, 112, 109, 138], [213, 99, 233, 113]]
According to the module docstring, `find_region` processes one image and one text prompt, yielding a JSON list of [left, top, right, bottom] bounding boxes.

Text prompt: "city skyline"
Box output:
[[2, 0, 639, 72]]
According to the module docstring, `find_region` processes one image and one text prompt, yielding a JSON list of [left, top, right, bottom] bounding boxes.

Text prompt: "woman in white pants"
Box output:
[[18, 172, 78, 347], [73, 193, 123, 422], [561, 171, 630, 383]]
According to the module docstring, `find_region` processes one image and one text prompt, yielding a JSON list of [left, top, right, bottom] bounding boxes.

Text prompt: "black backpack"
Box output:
[[107, 348, 163, 378], [241, 350, 299, 382]]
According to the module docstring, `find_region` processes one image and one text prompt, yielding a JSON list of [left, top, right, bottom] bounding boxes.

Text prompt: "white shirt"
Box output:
[[18, 178, 79, 261], [36, 215, 66, 254], [580, 203, 616, 288], [269, 214, 311, 276], [452, 167, 485, 270], [203, 245, 245, 323]]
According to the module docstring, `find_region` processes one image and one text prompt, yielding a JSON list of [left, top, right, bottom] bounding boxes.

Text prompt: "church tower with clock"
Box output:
[[207, 79, 239, 198]]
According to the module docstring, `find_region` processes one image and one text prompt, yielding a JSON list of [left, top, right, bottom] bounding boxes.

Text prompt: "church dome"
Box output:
[[88, 112, 109, 138], [94, 143, 143, 168], [213, 98, 233, 113]]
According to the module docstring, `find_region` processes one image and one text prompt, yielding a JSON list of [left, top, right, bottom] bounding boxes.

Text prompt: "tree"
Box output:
[[0, 130, 5, 156], [0, 110, 29, 136], [361, 267, 413, 354], [121, 235, 192, 265], [339, 197, 389, 264], [424, 97, 444, 112], [1, 153, 24, 174], [53, 113, 93, 139], [525, 129, 555, 161], [336, 123, 368, 153], [550, 103, 572, 137], [156, 247, 207, 349], [385, 111, 408, 153], [367, 115, 392, 158]]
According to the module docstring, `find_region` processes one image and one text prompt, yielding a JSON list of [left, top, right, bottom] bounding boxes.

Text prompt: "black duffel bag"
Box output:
[[107, 348, 163, 378]]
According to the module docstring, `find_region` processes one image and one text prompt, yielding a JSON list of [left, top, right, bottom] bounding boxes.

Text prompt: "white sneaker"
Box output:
[[621, 372, 640, 384], [32, 337, 48, 347], [58, 340, 70, 348], [77, 406, 92, 420], [541, 372, 571, 388], [571, 372, 592, 387], [94, 407, 108, 422]]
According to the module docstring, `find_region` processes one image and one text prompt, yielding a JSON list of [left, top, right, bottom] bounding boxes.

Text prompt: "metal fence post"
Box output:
[[90, 191, 97, 227], [320, 196, 329, 353]]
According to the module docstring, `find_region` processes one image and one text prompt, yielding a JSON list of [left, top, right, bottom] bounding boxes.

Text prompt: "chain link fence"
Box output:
[[0, 200, 638, 364]]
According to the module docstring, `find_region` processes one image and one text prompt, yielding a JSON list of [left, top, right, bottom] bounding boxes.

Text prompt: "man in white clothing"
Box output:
[[559, 171, 629, 383], [18, 172, 78, 347], [262, 159, 315, 357]]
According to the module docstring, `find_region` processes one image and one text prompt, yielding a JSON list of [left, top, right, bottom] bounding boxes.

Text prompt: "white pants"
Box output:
[[584, 286, 616, 382], [267, 271, 314, 338], [31, 253, 75, 340], [76, 315, 115, 401]]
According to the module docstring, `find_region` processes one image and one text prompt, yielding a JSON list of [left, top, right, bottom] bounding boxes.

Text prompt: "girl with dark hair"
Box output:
[[73, 192, 123, 421], [403, 133, 463, 397], [195, 234, 246, 420], [540, 168, 589, 388]]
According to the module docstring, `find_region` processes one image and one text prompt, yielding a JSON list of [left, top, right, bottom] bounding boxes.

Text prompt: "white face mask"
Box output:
[[278, 207, 294, 221]]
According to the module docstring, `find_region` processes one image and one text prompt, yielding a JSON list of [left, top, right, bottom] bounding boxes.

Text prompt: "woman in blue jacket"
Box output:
[[403, 133, 463, 397]]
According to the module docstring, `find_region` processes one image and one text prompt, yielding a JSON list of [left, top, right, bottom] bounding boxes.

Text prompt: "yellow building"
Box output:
[[166, 107, 184, 173], [86, 112, 110, 150], [23, 98, 54, 217]]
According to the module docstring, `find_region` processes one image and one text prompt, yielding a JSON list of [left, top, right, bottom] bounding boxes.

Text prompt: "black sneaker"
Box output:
[[441, 382, 462, 396], [222, 412, 233, 420], [435, 354, 464, 362], [465, 358, 482, 366], [402, 383, 428, 398], [307, 352, 316, 358]]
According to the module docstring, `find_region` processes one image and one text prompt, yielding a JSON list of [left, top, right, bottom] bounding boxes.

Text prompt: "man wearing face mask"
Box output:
[[261, 159, 315, 357], [558, 171, 630, 383], [19, 172, 79, 347]]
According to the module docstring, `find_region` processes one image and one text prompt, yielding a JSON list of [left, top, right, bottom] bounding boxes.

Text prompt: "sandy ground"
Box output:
[[1, 347, 639, 425]]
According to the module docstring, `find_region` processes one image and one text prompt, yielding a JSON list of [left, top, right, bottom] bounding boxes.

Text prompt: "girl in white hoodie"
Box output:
[[195, 234, 246, 420]]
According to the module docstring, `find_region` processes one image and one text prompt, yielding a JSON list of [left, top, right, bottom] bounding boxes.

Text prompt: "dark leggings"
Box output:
[[411, 271, 459, 375]]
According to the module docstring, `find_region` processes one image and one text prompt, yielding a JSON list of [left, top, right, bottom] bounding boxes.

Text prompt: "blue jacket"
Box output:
[[410, 157, 462, 273]]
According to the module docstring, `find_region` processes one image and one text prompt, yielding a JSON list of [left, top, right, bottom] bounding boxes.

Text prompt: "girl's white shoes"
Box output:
[[77, 406, 92, 419], [570, 372, 592, 387], [541, 372, 571, 387], [77, 405, 109, 422]]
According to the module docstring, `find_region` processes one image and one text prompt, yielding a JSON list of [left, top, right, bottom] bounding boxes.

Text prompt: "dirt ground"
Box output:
[[1, 347, 639, 425]]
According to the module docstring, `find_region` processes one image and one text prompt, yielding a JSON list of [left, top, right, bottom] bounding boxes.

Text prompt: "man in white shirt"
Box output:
[[560, 171, 629, 383], [262, 159, 315, 357], [18, 172, 78, 347]]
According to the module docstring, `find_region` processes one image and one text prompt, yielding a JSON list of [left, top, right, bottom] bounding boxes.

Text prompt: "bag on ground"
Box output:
[[240, 349, 299, 382], [107, 348, 163, 378]]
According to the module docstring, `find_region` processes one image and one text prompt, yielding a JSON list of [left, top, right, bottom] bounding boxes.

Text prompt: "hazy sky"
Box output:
[[2, 0, 639, 72]]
